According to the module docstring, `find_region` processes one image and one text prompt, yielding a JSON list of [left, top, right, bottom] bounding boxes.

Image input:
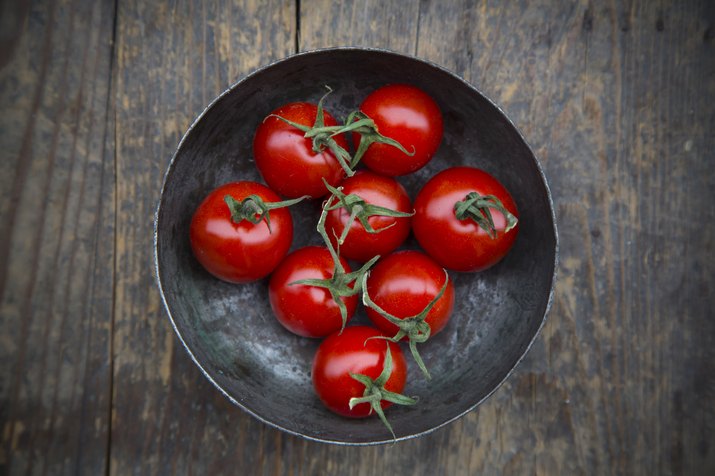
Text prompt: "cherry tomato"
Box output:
[[189, 182, 293, 283], [253, 102, 348, 198], [365, 250, 454, 338], [312, 326, 408, 418], [269, 246, 358, 338], [358, 84, 443, 176], [413, 166, 519, 272], [324, 171, 412, 262]]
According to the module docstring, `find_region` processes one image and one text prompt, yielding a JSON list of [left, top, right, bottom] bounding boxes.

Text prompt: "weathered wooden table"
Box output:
[[2, 1, 713, 474]]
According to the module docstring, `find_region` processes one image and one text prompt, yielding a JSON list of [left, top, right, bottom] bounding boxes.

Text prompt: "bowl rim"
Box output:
[[153, 46, 559, 445]]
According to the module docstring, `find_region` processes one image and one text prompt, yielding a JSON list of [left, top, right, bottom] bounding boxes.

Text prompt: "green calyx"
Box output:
[[269, 85, 416, 176], [338, 110, 415, 169], [224, 194, 307, 233], [453, 192, 518, 239], [361, 270, 450, 380], [289, 192, 379, 332], [268, 86, 355, 177], [349, 343, 417, 440], [322, 179, 414, 246]]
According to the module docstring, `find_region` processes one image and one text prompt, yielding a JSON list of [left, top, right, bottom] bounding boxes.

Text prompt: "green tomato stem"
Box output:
[[348, 344, 417, 441], [268, 86, 356, 177], [288, 188, 380, 332], [223, 194, 307, 233], [360, 269, 450, 380], [453, 192, 518, 239], [333, 110, 416, 169], [322, 180, 414, 245]]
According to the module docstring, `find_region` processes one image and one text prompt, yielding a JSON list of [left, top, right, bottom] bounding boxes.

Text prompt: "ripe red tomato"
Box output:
[[312, 326, 409, 418], [253, 102, 348, 198], [269, 246, 358, 338], [413, 166, 519, 272], [324, 171, 413, 262], [189, 181, 294, 283], [357, 84, 443, 176], [365, 250, 455, 338]]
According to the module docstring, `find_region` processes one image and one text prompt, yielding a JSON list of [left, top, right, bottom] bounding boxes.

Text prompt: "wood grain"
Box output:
[[111, 0, 296, 474], [0, 0, 116, 474], [412, 1, 715, 474], [0, 0, 713, 474]]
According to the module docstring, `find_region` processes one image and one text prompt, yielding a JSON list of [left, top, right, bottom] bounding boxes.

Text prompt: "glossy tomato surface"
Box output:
[[253, 102, 348, 198], [365, 250, 454, 337], [269, 246, 358, 338], [325, 171, 412, 262], [189, 182, 293, 283], [312, 326, 407, 418], [413, 166, 519, 272], [358, 84, 443, 176]]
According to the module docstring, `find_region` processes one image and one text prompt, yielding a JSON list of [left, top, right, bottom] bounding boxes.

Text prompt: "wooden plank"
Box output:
[[299, 1, 420, 54], [111, 0, 296, 473], [0, 0, 116, 474]]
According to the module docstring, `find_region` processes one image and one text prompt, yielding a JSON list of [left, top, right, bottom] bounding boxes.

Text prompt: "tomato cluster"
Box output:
[[188, 84, 519, 438]]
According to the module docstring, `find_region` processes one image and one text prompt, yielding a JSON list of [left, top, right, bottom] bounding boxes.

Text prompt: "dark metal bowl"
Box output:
[[154, 48, 558, 445]]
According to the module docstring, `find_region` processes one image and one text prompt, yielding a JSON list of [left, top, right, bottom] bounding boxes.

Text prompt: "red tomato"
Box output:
[[365, 250, 454, 338], [324, 171, 412, 262], [253, 102, 348, 198], [312, 326, 408, 418], [413, 166, 519, 272], [358, 84, 443, 176], [269, 246, 358, 338], [189, 182, 293, 283]]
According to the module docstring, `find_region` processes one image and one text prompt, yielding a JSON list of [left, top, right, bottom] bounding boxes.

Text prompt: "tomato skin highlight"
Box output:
[[189, 182, 293, 283], [269, 246, 358, 338], [312, 326, 408, 418], [325, 171, 412, 262], [253, 102, 348, 198], [358, 84, 443, 176], [413, 166, 519, 272], [365, 250, 455, 337]]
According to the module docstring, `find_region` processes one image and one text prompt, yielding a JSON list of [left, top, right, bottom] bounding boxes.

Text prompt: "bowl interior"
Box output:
[[155, 49, 557, 444]]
